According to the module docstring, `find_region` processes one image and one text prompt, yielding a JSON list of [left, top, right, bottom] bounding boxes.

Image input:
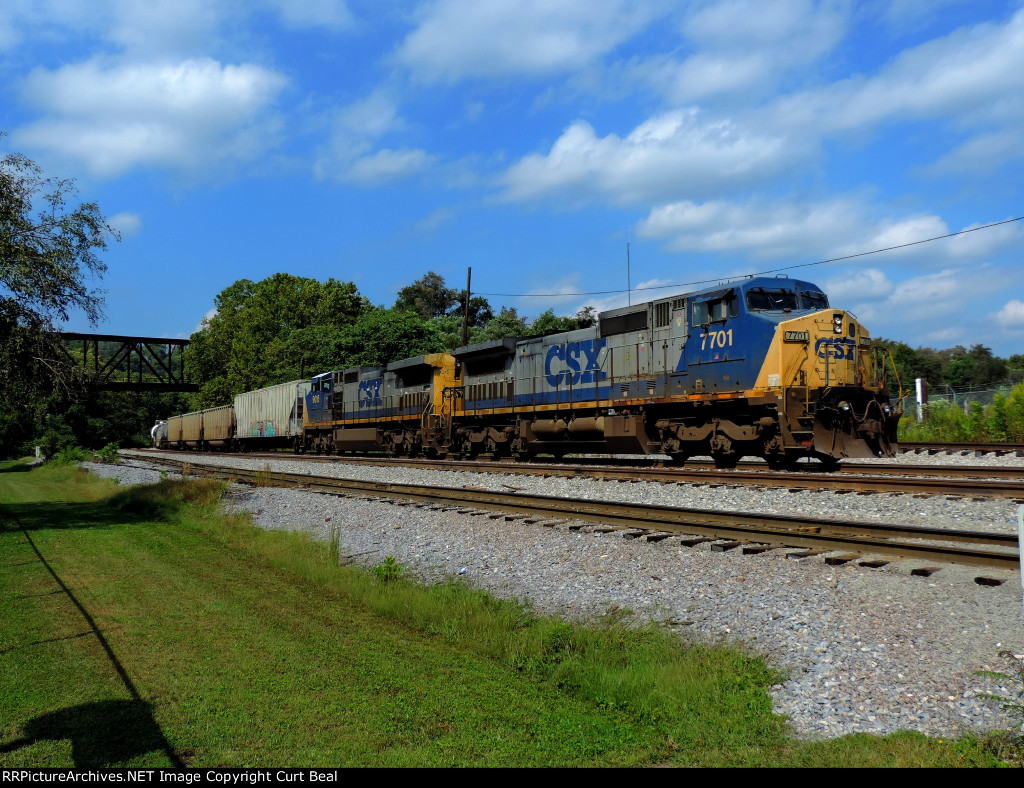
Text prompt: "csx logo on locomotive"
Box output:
[[545, 339, 607, 386], [358, 377, 383, 407], [815, 337, 856, 360]]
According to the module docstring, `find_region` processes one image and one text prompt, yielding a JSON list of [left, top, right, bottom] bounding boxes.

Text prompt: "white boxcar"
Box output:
[[234, 380, 311, 449]]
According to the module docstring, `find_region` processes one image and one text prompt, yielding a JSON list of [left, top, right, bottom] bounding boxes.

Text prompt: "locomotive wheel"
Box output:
[[711, 452, 740, 469], [485, 436, 511, 458], [765, 454, 799, 470]]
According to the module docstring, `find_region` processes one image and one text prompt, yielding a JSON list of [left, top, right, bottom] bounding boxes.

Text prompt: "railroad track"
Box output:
[[132, 449, 1024, 499], [898, 441, 1024, 456], [136, 455, 1021, 573]]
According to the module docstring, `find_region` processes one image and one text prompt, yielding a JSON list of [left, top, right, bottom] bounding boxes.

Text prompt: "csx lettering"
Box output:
[[815, 337, 855, 360], [358, 378, 383, 407], [544, 339, 606, 386]]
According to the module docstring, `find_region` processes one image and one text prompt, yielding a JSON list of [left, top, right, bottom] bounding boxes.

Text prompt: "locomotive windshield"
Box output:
[[746, 288, 800, 311], [800, 290, 829, 310]]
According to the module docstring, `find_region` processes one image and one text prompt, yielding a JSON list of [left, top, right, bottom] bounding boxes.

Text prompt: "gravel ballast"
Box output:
[[90, 454, 1024, 740]]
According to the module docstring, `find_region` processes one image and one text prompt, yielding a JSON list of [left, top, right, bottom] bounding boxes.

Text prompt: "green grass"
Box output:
[[0, 463, 1009, 767]]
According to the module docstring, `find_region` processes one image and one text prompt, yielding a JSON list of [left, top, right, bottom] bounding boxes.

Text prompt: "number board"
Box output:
[[784, 330, 810, 342]]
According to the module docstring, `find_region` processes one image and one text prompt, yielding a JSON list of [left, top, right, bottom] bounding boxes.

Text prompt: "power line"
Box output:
[[475, 215, 1024, 299]]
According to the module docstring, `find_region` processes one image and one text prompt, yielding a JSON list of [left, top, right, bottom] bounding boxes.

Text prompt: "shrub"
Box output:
[[898, 381, 1024, 443], [93, 442, 121, 464], [49, 445, 86, 465], [976, 651, 1024, 765], [110, 477, 226, 519], [374, 555, 404, 583]]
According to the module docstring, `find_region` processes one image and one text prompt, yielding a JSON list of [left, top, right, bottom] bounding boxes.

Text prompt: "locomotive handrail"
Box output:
[[884, 346, 904, 410]]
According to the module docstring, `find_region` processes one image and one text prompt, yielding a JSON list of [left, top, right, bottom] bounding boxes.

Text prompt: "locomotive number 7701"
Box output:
[[701, 329, 734, 350]]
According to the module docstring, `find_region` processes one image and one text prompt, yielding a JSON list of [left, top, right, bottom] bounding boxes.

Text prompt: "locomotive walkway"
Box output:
[[134, 454, 1020, 572]]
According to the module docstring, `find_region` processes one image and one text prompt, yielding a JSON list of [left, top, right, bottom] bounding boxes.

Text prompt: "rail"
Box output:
[[134, 455, 1020, 570], [131, 450, 1024, 499]]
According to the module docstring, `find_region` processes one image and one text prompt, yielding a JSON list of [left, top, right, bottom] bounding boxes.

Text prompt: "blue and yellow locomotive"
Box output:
[[300, 275, 901, 466]]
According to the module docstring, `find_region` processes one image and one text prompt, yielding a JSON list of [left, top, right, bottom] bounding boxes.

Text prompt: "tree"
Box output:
[[452, 290, 494, 328], [332, 309, 445, 367], [428, 314, 486, 350], [874, 338, 943, 398], [574, 305, 597, 328], [530, 308, 585, 335], [941, 344, 1007, 390], [1007, 354, 1024, 385], [480, 306, 528, 340], [394, 271, 457, 320], [188, 273, 367, 408], [0, 142, 118, 456]]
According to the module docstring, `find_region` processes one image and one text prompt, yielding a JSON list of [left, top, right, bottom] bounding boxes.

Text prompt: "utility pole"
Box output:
[[461, 266, 472, 348], [626, 240, 631, 306]]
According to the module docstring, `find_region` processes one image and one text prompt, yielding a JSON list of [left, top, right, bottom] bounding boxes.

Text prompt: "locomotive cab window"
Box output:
[[800, 290, 829, 310], [745, 288, 799, 311], [692, 294, 737, 326]]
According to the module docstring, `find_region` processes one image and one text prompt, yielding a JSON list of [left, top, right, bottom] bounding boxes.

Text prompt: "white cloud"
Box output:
[[645, 0, 851, 103], [876, 0, 975, 34], [335, 148, 434, 184], [637, 194, 1020, 269], [927, 131, 1024, 175], [314, 90, 435, 184], [269, 0, 353, 31], [768, 7, 1024, 134], [195, 307, 218, 333], [553, 276, 674, 317], [944, 218, 1024, 259], [0, 0, 354, 56], [516, 275, 587, 309], [14, 57, 287, 177], [0, 0, 32, 50], [499, 110, 792, 205], [830, 215, 950, 262], [854, 266, 1008, 346], [820, 268, 893, 304], [416, 207, 455, 232], [108, 212, 141, 237], [994, 299, 1024, 329], [638, 197, 863, 258], [395, 0, 664, 82], [106, 0, 222, 57], [333, 90, 403, 138], [0, 0, 105, 51], [842, 262, 1024, 351]]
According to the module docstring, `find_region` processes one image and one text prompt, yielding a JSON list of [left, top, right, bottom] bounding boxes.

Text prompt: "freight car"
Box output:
[[158, 380, 309, 451], [298, 275, 901, 467]]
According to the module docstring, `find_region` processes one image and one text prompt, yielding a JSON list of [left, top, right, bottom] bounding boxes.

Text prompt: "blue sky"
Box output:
[[3, 0, 1023, 354]]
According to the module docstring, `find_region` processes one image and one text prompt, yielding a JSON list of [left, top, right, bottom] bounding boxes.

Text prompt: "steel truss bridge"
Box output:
[[56, 333, 199, 392]]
